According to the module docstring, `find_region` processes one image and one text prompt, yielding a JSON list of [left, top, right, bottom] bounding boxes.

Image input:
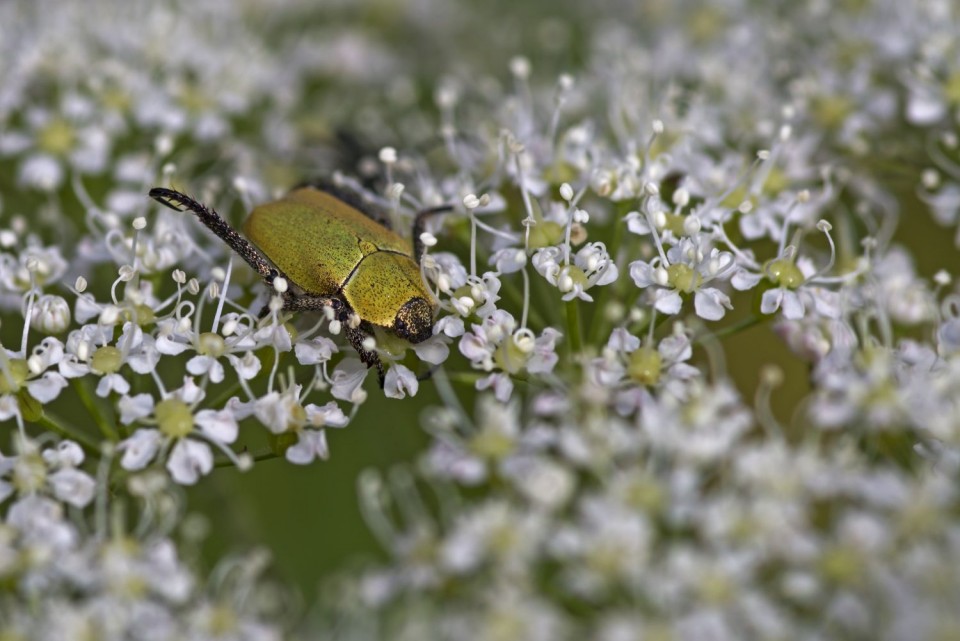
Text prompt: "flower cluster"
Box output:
[[0, 436, 284, 640], [2, 0, 960, 638], [351, 380, 960, 640]]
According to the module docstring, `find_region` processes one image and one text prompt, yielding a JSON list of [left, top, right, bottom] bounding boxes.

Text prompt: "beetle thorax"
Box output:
[[394, 297, 434, 344]]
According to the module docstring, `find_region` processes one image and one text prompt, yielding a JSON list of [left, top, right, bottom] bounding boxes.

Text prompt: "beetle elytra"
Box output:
[[149, 183, 451, 385]]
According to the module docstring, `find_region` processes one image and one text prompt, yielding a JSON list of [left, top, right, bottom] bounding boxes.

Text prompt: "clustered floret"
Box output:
[[2, 0, 960, 638]]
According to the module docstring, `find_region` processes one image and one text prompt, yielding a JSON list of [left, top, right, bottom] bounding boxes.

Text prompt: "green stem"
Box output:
[[565, 299, 583, 356], [445, 371, 485, 385], [533, 271, 564, 328], [36, 413, 101, 456], [588, 216, 628, 346], [697, 313, 764, 343], [204, 379, 243, 411], [72, 378, 118, 441], [498, 270, 547, 329], [214, 449, 279, 469]]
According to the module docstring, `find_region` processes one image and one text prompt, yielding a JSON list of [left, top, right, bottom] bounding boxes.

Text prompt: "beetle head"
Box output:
[[394, 297, 434, 344]]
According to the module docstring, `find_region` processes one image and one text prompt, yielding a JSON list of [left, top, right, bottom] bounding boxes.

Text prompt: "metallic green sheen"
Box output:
[[242, 187, 434, 329], [343, 251, 431, 328]]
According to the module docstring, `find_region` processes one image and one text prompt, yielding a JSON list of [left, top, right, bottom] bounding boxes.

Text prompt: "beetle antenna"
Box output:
[[148, 187, 280, 285], [412, 204, 455, 265]]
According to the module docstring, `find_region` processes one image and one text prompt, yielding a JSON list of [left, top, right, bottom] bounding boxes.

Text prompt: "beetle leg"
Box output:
[[276, 294, 385, 386], [254, 293, 334, 319], [149, 187, 280, 285], [281, 294, 341, 314], [344, 324, 385, 387], [412, 204, 454, 265]]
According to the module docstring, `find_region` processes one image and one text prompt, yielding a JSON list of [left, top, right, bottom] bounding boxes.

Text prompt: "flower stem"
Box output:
[[565, 299, 583, 356], [72, 378, 118, 441], [588, 215, 628, 346], [36, 413, 101, 456], [697, 313, 764, 343], [446, 371, 485, 385], [214, 449, 278, 468], [205, 379, 243, 412], [498, 269, 547, 329]]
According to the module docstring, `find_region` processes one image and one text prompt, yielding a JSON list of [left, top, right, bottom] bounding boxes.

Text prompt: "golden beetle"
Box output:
[[149, 183, 450, 384]]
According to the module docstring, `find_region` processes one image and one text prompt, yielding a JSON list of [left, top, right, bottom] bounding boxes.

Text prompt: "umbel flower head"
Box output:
[[3, 0, 960, 638]]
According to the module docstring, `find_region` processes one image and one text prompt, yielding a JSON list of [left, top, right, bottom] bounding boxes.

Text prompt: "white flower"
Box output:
[[120, 429, 163, 470], [490, 247, 528, 274], [459, 310, 562, 388], [41, 440, 85, 468], [167, 439, 214, 485], [47, 468, 95, 508], [294, 336, 339, 365], [285, 430, 329, 464], [253, 385, 307, 434], [0, 243, 68, 292], [630, 239, 735, 321], [384, 364, 418, 399], [116, 379, 238, 485], [331, 358, 369, 402], [533, 242, 618, 302], [1, 339, 69, 411]]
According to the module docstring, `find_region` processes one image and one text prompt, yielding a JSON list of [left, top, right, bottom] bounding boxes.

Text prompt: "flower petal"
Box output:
[[167, 439, 213, 485], [119, 429, 162, 470], [384, 364, 419, 399]]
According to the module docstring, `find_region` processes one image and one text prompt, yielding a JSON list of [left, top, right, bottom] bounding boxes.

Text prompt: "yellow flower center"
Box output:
[[197, 332, 226, 357], [0, 359, 29, 394], [812, 94, 854, 129], [120, 304, 156, 327], [528, 220, 564, 249], [667, 263, 700, 293], [627, 347, 662, 386], [493, 335, 531, 374], [155, 399, 194, 438], [469, 427, 516, 459], [37, 119, 76, 155], [91, 346, 123, 374], [765, 258, 805, 289]]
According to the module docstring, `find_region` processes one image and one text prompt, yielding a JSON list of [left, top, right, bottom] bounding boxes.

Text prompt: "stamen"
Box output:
[[211, 258, 232, 333], [357, 470, 401, 552], [463, 194, 479, 277], [926, 131, 960, 182], [20, 265, 38, 356], [548, 74, 574, 152], [644, 196, 670, 266], [755, 365, 785, 440], [808, 220, 837, 280], [562, 185, 588, 266], [512, 140, 537, 251], [94, 442, 116, 538], [521, 266, 530, 330]]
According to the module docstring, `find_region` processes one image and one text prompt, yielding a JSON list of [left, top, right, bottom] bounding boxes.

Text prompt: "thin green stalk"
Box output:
[[72, 378, 118, 441], [446, 371, 485, 385], [588, 216, 628, 346], [431, 366, 474, 434], [565, 299, 583, 357], [533, 273, 564, 327], [697, 313, 764, 343], [214, 449, 278, 468], [498, 270, 547, 329], [36, 413, 101, 455], [204, 379, 243, 411]]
